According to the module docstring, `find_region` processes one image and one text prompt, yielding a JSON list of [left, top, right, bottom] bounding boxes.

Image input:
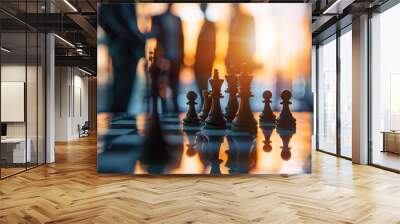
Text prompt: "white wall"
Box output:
[[54, 67, 89, 141]]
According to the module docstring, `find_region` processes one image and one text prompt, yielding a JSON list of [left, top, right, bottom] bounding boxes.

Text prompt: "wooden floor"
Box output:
[[1, 136, 400, 224]]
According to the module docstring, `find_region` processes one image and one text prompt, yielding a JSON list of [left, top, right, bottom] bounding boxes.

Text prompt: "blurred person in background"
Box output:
[[98, 4, 146, 113], [151, 3, 184, 113], [225, 4, 257, 72], [194, 3, 216, 102]]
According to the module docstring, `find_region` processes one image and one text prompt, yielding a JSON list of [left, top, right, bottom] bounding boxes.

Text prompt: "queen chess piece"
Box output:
[[183, 91, 201, 126], [198, 90, 211, 122], [224, 66, 239, 122], [225, 132, 256, 174], [232, 63, 257, 133], [276, 90, 296, 130], [259, 90, 276, 127], [204, 69, 226, 129]]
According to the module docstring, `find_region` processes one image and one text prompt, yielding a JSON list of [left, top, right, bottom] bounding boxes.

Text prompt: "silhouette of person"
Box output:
[[151, 3, 184, 113], [225, 4, 256, 72], [194, 3, 216, 102], [98, 4, 145, 113]]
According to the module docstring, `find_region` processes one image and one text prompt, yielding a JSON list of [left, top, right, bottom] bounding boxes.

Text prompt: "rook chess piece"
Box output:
[[183, 91, 200, 126], [276, 90, 296, 130], [198, 90, 211, 122], [204, 69, 226, 129], [224, 66, 239, 122], [259, 90, 276, 126], [232, 63, 257, 133]]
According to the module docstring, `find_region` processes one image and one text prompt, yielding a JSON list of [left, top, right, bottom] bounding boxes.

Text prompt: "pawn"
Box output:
[[276, 90, 296, 130], [259, 90, 276, 126], [198, 90, 211, 122], [183, 91, 200, 126], [261, 126, 275, 153], [277, 128, 295, 161]]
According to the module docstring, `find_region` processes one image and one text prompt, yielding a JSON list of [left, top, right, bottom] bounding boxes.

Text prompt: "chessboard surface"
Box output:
[[98, 112, 311, 174]]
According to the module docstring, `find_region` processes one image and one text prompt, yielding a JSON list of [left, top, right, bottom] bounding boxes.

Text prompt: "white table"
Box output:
[[1, 138, 31, 163]]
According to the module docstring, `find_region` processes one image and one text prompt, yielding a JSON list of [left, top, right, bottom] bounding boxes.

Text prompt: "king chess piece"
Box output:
[[198, 90, 211, 122], [276, 90, 296, 130], [183, 91, 200, 126], [141, 49, 171, 173], [224, 66, 239, 122], [204, 69, 226, 129], [232, 63, 257, 133], [259, 90, 276, 127]]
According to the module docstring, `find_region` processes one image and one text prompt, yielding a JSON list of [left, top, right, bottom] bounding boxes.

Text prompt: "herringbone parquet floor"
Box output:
[[1, 136, 400, 224]]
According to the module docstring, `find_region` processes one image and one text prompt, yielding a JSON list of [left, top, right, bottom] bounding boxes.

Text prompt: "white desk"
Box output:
[[1, 138, 31, 163]]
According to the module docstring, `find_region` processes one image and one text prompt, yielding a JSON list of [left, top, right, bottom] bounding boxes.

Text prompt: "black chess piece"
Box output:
[[276, 90, 296, 130], [204, 69, 226, 129], [232, 63, 257, 133], [261, 126, 275, 153], [224, 66, 239, 122], [183, 91, 201, 126], [201, 129, 226, 174], [141, 49, 171, 173], [277, 128, 295, 161], [225, 132, 256, 174], [259, 90, 276, 127], [182, 126, 201, 157], [198, 90, 211, 122]]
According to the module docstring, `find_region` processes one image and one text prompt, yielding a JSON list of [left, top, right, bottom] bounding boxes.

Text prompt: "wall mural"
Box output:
[[97, 3, 312, 174]]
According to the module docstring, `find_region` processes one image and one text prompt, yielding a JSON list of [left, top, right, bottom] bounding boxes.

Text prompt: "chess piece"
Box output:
[[232, 63, 257, 133], [201, 129, 226, 174], [277, 128, 295, 161], [204, 69, 226, 129], [261, 126, 275, 153], [276, 90, 296, 130], [141, 49, 171, 173], [198, 90, 211, 122], [224, 66, 239, 122], [259, 90, 276, 126], [183, 91, 201, 126], [226, 132, 256, 174]]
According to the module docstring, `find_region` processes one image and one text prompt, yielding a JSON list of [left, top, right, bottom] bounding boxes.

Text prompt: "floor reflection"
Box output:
[[97, 112, 311, 174]]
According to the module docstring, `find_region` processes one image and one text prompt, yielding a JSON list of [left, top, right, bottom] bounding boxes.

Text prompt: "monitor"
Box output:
[[1, 123, 7, 137]]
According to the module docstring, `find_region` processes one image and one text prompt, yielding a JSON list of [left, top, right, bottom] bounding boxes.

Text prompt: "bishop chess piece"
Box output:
[[204, 69, 226, 129], [259, 90, 276, 126], [276, 90, 296, 130], [232, 64, 257, 133], [224, 66, 239, 122], [198, 90, 211, 122], [141, 49, 171, 173], [183, 91, 201, 126]]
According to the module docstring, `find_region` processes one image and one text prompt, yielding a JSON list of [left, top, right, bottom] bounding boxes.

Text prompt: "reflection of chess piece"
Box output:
[[277, 128, 295, 161], [198, 90, 211, 122], [201, 129, 226, 174], [226, 132, 256, 174], [261, 126, 275, 153], [276, 90, 296, 130], [182, 127, 201, 157], [141, 49, 171, 173], [183, 91, 201, 126], [205, 69, 226, 129], [224, 66, 239, 122], [232, 63, 257, 133], [259, 90, 276, 126]]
